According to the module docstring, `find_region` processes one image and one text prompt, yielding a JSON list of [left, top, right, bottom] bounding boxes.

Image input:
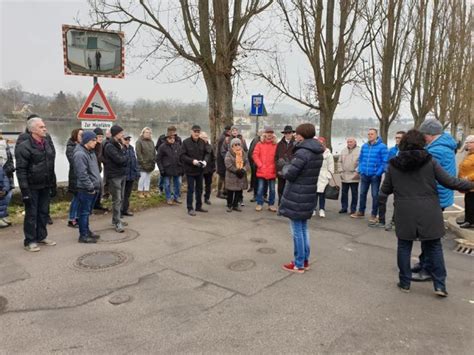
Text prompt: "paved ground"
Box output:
[[0, 194, 473, 354]]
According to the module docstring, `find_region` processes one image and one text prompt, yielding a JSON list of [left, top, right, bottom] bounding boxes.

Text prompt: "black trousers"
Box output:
[[121, 180, 134, 213], [24, 188, 50, 246], [277, 177, 286, 204], [250, 164, 257, 191], [204, 172, 213, 201], [465, 192, 474, 224], [187, 174, 203, 211], [227, 190, 243, 208]]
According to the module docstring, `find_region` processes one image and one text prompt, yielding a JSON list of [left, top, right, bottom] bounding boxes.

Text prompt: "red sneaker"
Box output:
[[304, 260, 310, 270], [282, 262, 305, 274]]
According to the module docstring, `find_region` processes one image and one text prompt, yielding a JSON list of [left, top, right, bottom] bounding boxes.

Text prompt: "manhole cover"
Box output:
[[109, 294, 132, 305], [250, 237, 267, 244], [257, 247, 276, 254], [97, 228, 139, 244], [0, 296, 7, 313], [74, 251, 130, 271], [227, 259, 256, 271]]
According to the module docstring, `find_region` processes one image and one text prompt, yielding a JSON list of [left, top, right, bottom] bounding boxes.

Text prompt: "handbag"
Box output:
[[324, 172, 340, 200]]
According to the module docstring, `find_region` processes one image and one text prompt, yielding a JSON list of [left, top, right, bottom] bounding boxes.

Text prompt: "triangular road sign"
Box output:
[[77, 83, 116, 120]]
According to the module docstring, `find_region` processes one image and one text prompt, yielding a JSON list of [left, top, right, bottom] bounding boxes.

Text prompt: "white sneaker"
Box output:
[[319, 209, 326, 218], [312, 210, 316, 216]]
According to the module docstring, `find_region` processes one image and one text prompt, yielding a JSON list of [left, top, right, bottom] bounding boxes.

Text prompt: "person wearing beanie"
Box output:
[[73, 130, 101, 243], [200, 131, 216, 205], [157, 131, 183, 205], [252, 126, 278, 212], [135, 127, 156, 198], [103, 125, 129, 232], [65, 128, 83, 229], [92, 127, 108, 212], [350, 128, 388, 223], [155, 126, 182, 194], [224, 137, 249, 212], [16, 114, 56, 226], [216, 125, 232, 199], [458, 135, 474, 228], [180, 125, 211, 216], [411, 119, 457, 282], [279, 123, 325, 273]]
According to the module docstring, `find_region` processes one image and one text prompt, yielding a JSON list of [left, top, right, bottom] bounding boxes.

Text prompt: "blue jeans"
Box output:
[[68, 193, 80, 221], [158, 174, 165, 192], [290, 219, 310, 269], [77, 191, 97, 238], [397, 238, 447, 291], [358, 174, 381, 216], [341, 182, 358, 213], [257, 178, 275, 206], [315, 192, 326, 210], [186, 174, 203, 211], [164, 175, 181, 201]]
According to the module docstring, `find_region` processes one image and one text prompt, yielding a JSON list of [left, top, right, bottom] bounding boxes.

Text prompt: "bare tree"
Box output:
[[358, 0, 416, 143], [434, 0, 472, 138], [256, 0, 374, 149], [409, 0, 449, 128], [88, 0, 272, 143]]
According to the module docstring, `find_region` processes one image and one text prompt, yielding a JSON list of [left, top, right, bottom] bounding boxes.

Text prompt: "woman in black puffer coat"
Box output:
[[279, 123, 324, 273], [379, 129, 474, 297], [66, 129, 83, 228]]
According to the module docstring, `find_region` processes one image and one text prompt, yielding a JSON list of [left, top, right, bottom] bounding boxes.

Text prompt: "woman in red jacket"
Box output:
[[253, 126, 278, 212]]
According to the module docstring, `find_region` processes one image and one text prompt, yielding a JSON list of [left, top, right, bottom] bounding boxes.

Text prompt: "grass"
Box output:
[[6, 188, 167, 225]]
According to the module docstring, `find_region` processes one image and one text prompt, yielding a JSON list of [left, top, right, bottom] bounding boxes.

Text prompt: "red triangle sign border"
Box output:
[[77, 83, 116, 120]]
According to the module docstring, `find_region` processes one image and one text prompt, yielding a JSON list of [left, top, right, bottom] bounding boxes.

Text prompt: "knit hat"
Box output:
[[264, 126, 274, 133], [465, 135, 474, 143], [81, 131, 97, 145], [419, 119, 443, 136], [230, 138, 242, 147], [93, 127, 104, 136], [231, 126, 238, 131], [110, 125, 124, 137], [191, 124, 201, 131]]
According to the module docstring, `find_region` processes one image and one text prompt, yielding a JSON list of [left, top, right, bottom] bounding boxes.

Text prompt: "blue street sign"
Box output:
[[250, 95, 264, 116]]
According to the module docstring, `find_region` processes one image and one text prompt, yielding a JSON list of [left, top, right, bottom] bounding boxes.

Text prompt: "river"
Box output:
[[0, 120, 395, 183]]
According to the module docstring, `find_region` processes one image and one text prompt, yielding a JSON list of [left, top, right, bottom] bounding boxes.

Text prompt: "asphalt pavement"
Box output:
[[0, 194, 473, 354]]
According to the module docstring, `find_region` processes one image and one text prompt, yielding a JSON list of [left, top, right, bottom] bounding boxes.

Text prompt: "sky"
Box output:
[[0, 0, 377, 118]]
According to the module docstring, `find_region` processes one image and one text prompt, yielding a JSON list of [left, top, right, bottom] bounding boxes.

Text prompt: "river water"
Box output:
[[0, 120, 395, 183]]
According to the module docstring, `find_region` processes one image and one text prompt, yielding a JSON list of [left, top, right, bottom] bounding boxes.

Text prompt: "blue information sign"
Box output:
[[250, 95, 264, 116]]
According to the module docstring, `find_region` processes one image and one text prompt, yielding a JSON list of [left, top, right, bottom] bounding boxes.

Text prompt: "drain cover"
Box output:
[[454, 239, 474, 256], [250, 237, 267, 244], [0, 296, 7, 313], [97, 228, 139, 244], [227, 259, 256, 271], [74, 251, 130, 271], [257, 247, 276, 254]]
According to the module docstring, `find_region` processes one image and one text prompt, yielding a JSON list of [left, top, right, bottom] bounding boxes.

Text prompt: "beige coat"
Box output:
[[340, 146, 360, 183], [317, 148, 335, 193]]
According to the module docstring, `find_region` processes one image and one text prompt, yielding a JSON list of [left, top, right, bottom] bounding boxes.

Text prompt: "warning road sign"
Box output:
[[77, 83, 116, 120]]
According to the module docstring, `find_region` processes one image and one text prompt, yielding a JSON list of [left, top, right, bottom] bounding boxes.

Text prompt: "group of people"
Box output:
[[1, 114, 474, 298]]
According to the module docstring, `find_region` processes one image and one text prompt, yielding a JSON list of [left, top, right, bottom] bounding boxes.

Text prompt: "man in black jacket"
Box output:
[[180, 125, 210, 216], [103, 125, 129, 232], [15, 117, 57, 252], [155, 126, 182, 194], [275, 125, 296, 204], [216, 125, 231, 199]]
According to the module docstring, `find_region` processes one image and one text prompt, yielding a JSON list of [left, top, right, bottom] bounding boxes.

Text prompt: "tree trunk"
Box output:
[[379, 118, 390, 144], [319, 109, 334, 150]]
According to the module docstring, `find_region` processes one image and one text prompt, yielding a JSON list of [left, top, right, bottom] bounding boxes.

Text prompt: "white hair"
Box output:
[[140, 127, 152, 136], [27, 117, 43, 132]]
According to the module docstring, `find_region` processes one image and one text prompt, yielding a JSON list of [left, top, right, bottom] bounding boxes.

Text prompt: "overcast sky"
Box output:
[[1, 0, 380, 118]]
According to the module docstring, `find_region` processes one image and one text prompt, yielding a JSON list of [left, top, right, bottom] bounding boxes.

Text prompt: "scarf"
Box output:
[[232, 146, 244, 169]]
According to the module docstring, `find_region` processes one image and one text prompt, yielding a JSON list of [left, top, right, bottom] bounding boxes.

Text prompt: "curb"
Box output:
[[447, 216, 474, 243]]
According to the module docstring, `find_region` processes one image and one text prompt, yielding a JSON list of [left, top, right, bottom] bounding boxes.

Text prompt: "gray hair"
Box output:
[[27, 117, 43, 132]]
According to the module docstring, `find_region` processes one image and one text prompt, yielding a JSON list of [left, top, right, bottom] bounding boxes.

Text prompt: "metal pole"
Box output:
[[93, 76, 98, 86], [255, 115, 259, 136]]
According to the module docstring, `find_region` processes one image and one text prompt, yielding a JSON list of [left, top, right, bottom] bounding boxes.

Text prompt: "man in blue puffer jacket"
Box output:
[[412, 118, 457, 282], [351, 128, 388, 222]]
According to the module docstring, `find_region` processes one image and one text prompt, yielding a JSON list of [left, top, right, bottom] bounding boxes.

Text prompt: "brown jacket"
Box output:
[[458, 152, 474, 181], [224, 150, 249, 191]]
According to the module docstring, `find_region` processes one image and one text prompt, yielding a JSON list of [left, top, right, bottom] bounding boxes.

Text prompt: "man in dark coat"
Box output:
[[121, 135, 140, 217], [216, 125, 231, 199], [157, 133, 183, 205], [155, 126, 182, 193], [275, 125, 296, 204], [180, 125, 210, 216], [279, 123, 324, 273], [103, 125, 129, 232], [92, 127, 108, 211], [378, 129, 474, 296], [248, 129, 265, 201], [200, 131, 216, 205], [15, 117, 57, 252]]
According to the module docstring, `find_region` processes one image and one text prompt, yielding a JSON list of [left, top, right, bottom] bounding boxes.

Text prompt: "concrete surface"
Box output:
[[0, 194, 473, 354]]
